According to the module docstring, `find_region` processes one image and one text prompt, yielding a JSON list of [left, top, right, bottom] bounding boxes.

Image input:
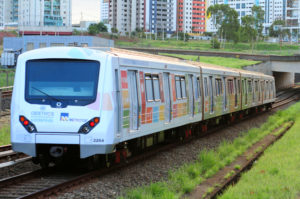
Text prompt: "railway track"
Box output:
[[0, 145, 31, 169], [0, 88, 298, 198]]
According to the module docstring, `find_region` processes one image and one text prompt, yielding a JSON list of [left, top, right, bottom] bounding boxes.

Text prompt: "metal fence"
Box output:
[[0, 86, 13, 116], [0, 70, 15, 87]]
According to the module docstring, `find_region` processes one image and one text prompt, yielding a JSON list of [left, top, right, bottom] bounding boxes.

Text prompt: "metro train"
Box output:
[[11, 47, 276, 167]]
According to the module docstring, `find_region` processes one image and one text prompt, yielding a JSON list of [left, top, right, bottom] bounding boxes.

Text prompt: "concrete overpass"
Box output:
[[122, 47, 300, 90]]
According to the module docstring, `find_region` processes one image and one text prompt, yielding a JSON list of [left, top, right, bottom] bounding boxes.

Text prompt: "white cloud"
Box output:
[[72, 0, 100, 24]]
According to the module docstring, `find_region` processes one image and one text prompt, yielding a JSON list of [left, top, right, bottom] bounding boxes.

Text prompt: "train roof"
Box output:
[[104, 48, 272, 79]]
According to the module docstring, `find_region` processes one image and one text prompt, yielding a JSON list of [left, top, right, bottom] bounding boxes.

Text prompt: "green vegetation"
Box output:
[[120, 102, 300, 199], [224, 170, 235, 180], [0, 70, 15, 87], [220, 114, 300, 199], [159, 53, 261, 69], [0, 125, 10, 146], [234, 164, 241, 170], [116, 39, 300, 56]]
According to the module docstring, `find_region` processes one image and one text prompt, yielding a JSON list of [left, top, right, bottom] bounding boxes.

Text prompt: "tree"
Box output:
[[207, 4, 239, 45], [269, 20, 289, 37], [111, 27, 118, 34], [251, 5, 265, 38], [241, 15, 257, 52], [88, 22, 108, 35]]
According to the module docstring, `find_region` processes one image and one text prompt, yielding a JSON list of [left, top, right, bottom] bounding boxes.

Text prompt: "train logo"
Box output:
[[60, 113, 69, 121]]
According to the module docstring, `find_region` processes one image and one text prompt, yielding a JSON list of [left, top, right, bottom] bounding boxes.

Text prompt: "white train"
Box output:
[[11, 47, 276, 167]]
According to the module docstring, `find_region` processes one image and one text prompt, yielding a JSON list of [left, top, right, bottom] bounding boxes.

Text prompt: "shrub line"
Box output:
[[189, 121, 294, 199]]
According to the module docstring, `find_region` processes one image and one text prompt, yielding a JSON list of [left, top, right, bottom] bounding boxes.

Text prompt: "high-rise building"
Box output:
[[109, 0, 176, 35], [109, 0, 146, 34], [207, 0, 285, 35], [177, 0, 206, 34], [18, 0, 72, 28], [147, 0, 176, 34], [285, 0, 300, 34], [101, 0, 109, 23], [0, 0, 18, 29]]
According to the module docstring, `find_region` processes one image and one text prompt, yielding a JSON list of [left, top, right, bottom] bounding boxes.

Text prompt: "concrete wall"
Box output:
[[243, 61, 295, 91], [295, 73, 300, 83], [273, 72, 295, 90], [3, 36, 114, 52], [243, 61, 273, 76]]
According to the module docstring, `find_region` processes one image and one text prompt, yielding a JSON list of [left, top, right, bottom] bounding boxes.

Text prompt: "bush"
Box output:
[[211, 38, 220, 49]]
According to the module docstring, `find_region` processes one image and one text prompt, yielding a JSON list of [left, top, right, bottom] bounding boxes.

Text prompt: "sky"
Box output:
[[72, 0, 100, 24]]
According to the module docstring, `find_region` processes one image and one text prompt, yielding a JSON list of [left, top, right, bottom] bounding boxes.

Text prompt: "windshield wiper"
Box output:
[[31, 87, 61, 102]]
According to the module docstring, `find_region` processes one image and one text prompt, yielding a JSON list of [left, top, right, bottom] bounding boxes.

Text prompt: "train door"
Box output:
[[163, 72, 171, 123], [128, 70, 139, 130], [209, 76, 214, 113], [188, 74, 195, 117]]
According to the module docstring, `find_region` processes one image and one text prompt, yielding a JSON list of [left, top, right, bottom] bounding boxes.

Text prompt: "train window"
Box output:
[[175, 76, 186, 99], [153, 76, 160, 101], [145, 75, 154, 101], [215, 78, 222, 96], [181, 77, 187, 98], [204, 77, 208, 97], [195, 77, 201, 99], [145, 74, 161, 102], [209, 76, 214, 113], [223, 77, 227, 110], [175, 76, 182, 99], [228, 79, 234, 95], [234, 78, 238, 107], [247, 80, 252, 93]]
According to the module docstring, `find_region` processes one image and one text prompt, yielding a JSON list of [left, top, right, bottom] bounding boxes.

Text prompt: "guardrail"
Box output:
[[0, 86, 13, 116]]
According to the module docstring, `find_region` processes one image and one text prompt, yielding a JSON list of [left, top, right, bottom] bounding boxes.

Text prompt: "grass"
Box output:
[[0, 125, 10, 146], [116, 39, 300, 56], [159, 53, 261, 69], [0, 69, 15, 87], [120, 102, 300, 199], [220, 114, 300, 199]]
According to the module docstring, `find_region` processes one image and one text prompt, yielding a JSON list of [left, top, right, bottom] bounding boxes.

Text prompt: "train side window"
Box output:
[[181, 77, 187, 98], [248, 80, 252, 93], [215, 78, 222, 96], [153, 75, 160, 101], [227, 79, 234, 95], [145, 74, 161, 102], [175, 76, 186, 99], [145, 75, 154, 101], [204, 77, 208, 97], [196, 77, 201, 99], [175, 76, 182, 99]]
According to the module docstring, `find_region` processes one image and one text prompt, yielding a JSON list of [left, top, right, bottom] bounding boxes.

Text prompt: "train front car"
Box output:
[[11, 47, 116, 167]]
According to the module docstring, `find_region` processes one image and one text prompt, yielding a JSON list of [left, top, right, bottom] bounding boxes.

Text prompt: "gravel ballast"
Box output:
[[58, 104, 292, 199]]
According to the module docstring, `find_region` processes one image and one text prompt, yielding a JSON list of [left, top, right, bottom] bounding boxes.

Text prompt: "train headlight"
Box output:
[[78, 117, 100, 134], [19, 116, 37, 133]]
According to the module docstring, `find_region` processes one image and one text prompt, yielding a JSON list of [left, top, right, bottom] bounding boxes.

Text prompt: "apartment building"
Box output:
[[286, 0, 300, 33], [207, 0, 285, 35], [148, 0, 176, 34], [101, 0, 109, 23], [177, 0, 206, 34], [18, 0, 71, 28], [0, 0, 18, 29]]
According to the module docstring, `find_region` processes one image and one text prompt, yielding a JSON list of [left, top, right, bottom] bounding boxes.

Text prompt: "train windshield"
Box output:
[[25, 59, 100, 107]]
